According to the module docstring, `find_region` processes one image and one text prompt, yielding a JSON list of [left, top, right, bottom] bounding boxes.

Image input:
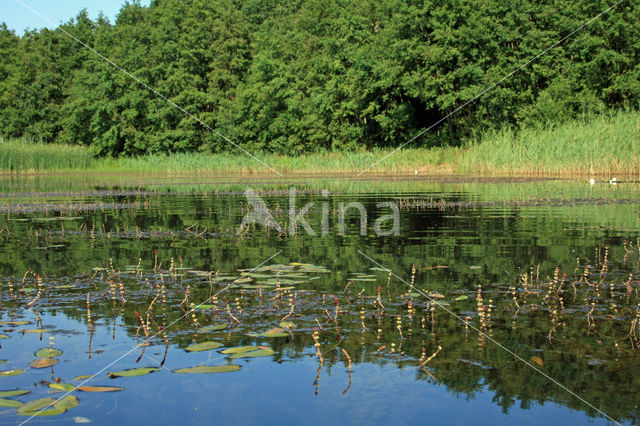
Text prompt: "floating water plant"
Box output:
[[107, 367, 159, 378], [229, 348, 274, 359], [185, 341, 223, 352], [173, 365, 241, 374]]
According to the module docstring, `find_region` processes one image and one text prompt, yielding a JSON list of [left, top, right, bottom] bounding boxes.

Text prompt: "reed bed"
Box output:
[[1, 110, 638, 175], [0, 137, 96, 172]]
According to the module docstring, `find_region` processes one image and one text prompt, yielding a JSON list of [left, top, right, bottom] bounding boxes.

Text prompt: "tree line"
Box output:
[[0, 0, 638, 156]]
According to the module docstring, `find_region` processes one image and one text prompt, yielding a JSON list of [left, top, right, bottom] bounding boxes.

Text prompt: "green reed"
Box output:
[[1, 109, 638, 175], [0, 137, 96, 172]]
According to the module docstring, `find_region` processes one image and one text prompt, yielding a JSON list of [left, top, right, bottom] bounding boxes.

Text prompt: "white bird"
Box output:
[[589, 178, 595, 185], [609, 177, 617, 185]]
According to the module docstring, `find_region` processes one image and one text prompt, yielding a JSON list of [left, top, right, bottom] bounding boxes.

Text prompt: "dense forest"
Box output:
[[0, 0, 638, 156]]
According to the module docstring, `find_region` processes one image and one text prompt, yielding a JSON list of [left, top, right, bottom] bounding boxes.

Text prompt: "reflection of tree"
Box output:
[[0, 190, 639, 423], [2, 249, 640, 423]]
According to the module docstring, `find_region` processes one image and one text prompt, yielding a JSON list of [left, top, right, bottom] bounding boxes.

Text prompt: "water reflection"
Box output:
[[0, 177, 638, 424]]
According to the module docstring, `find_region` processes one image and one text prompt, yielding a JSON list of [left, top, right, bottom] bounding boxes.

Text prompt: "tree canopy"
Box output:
[[1, 0, 638, 156]]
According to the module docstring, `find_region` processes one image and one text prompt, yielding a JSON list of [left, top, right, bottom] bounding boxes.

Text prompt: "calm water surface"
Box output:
[[0, 175, 638, 424]]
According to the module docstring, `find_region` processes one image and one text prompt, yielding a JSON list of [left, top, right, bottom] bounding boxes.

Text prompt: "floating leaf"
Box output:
[[279, 321, 295, 329], [73, 375, 94, 381], [192, 304, 215, 309], [220, 346, 262, 355], [0, 369, 23, 377], [210, 276, 237, 282], [531, 356, 544, 367], [455, 295, 469, 301], [185, 341, 223, 352], [73, 417, 91, 423], [0, 398, 23, 407], [49, 383, 75, 392], [0, 334, 9, 339], [24, 329, 52, 333], [0, 389, 29, 397], [0, 321, 29, 325], [35, 348, 63, 358], [258, 327, 288, 338], [16, 397, 71, 417], [407, 292, 421, 298], [0, 360, 7, 363], [107, 367, 159, 378], [30, 358, 58, 368], [77, 386, 123, 392], [230, 348, 274, 359], [173, 365, 241, 374], [20, 407, 66, 416], [428, 292, 446, 299], [469, 265, 482, 270], [17, 398, 56, 414], [200, 324, 227, 332], [53, 395, 78, 410]]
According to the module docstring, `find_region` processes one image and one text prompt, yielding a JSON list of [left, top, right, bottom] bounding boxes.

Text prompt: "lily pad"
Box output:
[[53, 395, 79, 411], [0, 398, 23, 407], [73, 375, 94, 381], [185, 341, 223, 352], [173, 365, 241, 374], [77, 386, 124, 392], [20, 407, 67, 416], [0, 334, 9, 339], [192, 304, 215, 309], [0, 389, 29, 397], [257, 327, 288, 338], [35, 348, 63, 358], [455, 295, 469, 301], [24, 329, 52, 333], [0, 369, 24, 377], [17, 398, 56, 414], [200, 324, 227, 332], [279, 321, 295, 329], [49, 383, 75, 392], [107, 367, 159, 378], [0, 321, 30, 325], [30, 358, 58, 368], [229, 348, 275, 359], [220, 346, 262, 355]]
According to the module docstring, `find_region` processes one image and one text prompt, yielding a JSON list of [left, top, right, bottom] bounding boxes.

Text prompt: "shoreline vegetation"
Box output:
[[1, 110, 638, 177]]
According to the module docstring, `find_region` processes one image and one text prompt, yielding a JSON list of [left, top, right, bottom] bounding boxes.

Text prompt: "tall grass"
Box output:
[[1, 110, 638, 175], [459, 109, 640, 176], [0, 137, 96, 172]]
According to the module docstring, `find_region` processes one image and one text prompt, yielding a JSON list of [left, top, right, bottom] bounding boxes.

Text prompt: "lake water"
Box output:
[[0, 174, 638, 424]]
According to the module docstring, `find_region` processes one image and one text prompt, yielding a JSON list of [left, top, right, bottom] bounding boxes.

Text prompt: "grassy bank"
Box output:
[[1, 110, 638, 176]]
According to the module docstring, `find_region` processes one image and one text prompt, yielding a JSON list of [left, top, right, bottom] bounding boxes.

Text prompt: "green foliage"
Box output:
[[1, 108, 638, 174], [0, 0, 638, 155], [0, 137, 96, 171]]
